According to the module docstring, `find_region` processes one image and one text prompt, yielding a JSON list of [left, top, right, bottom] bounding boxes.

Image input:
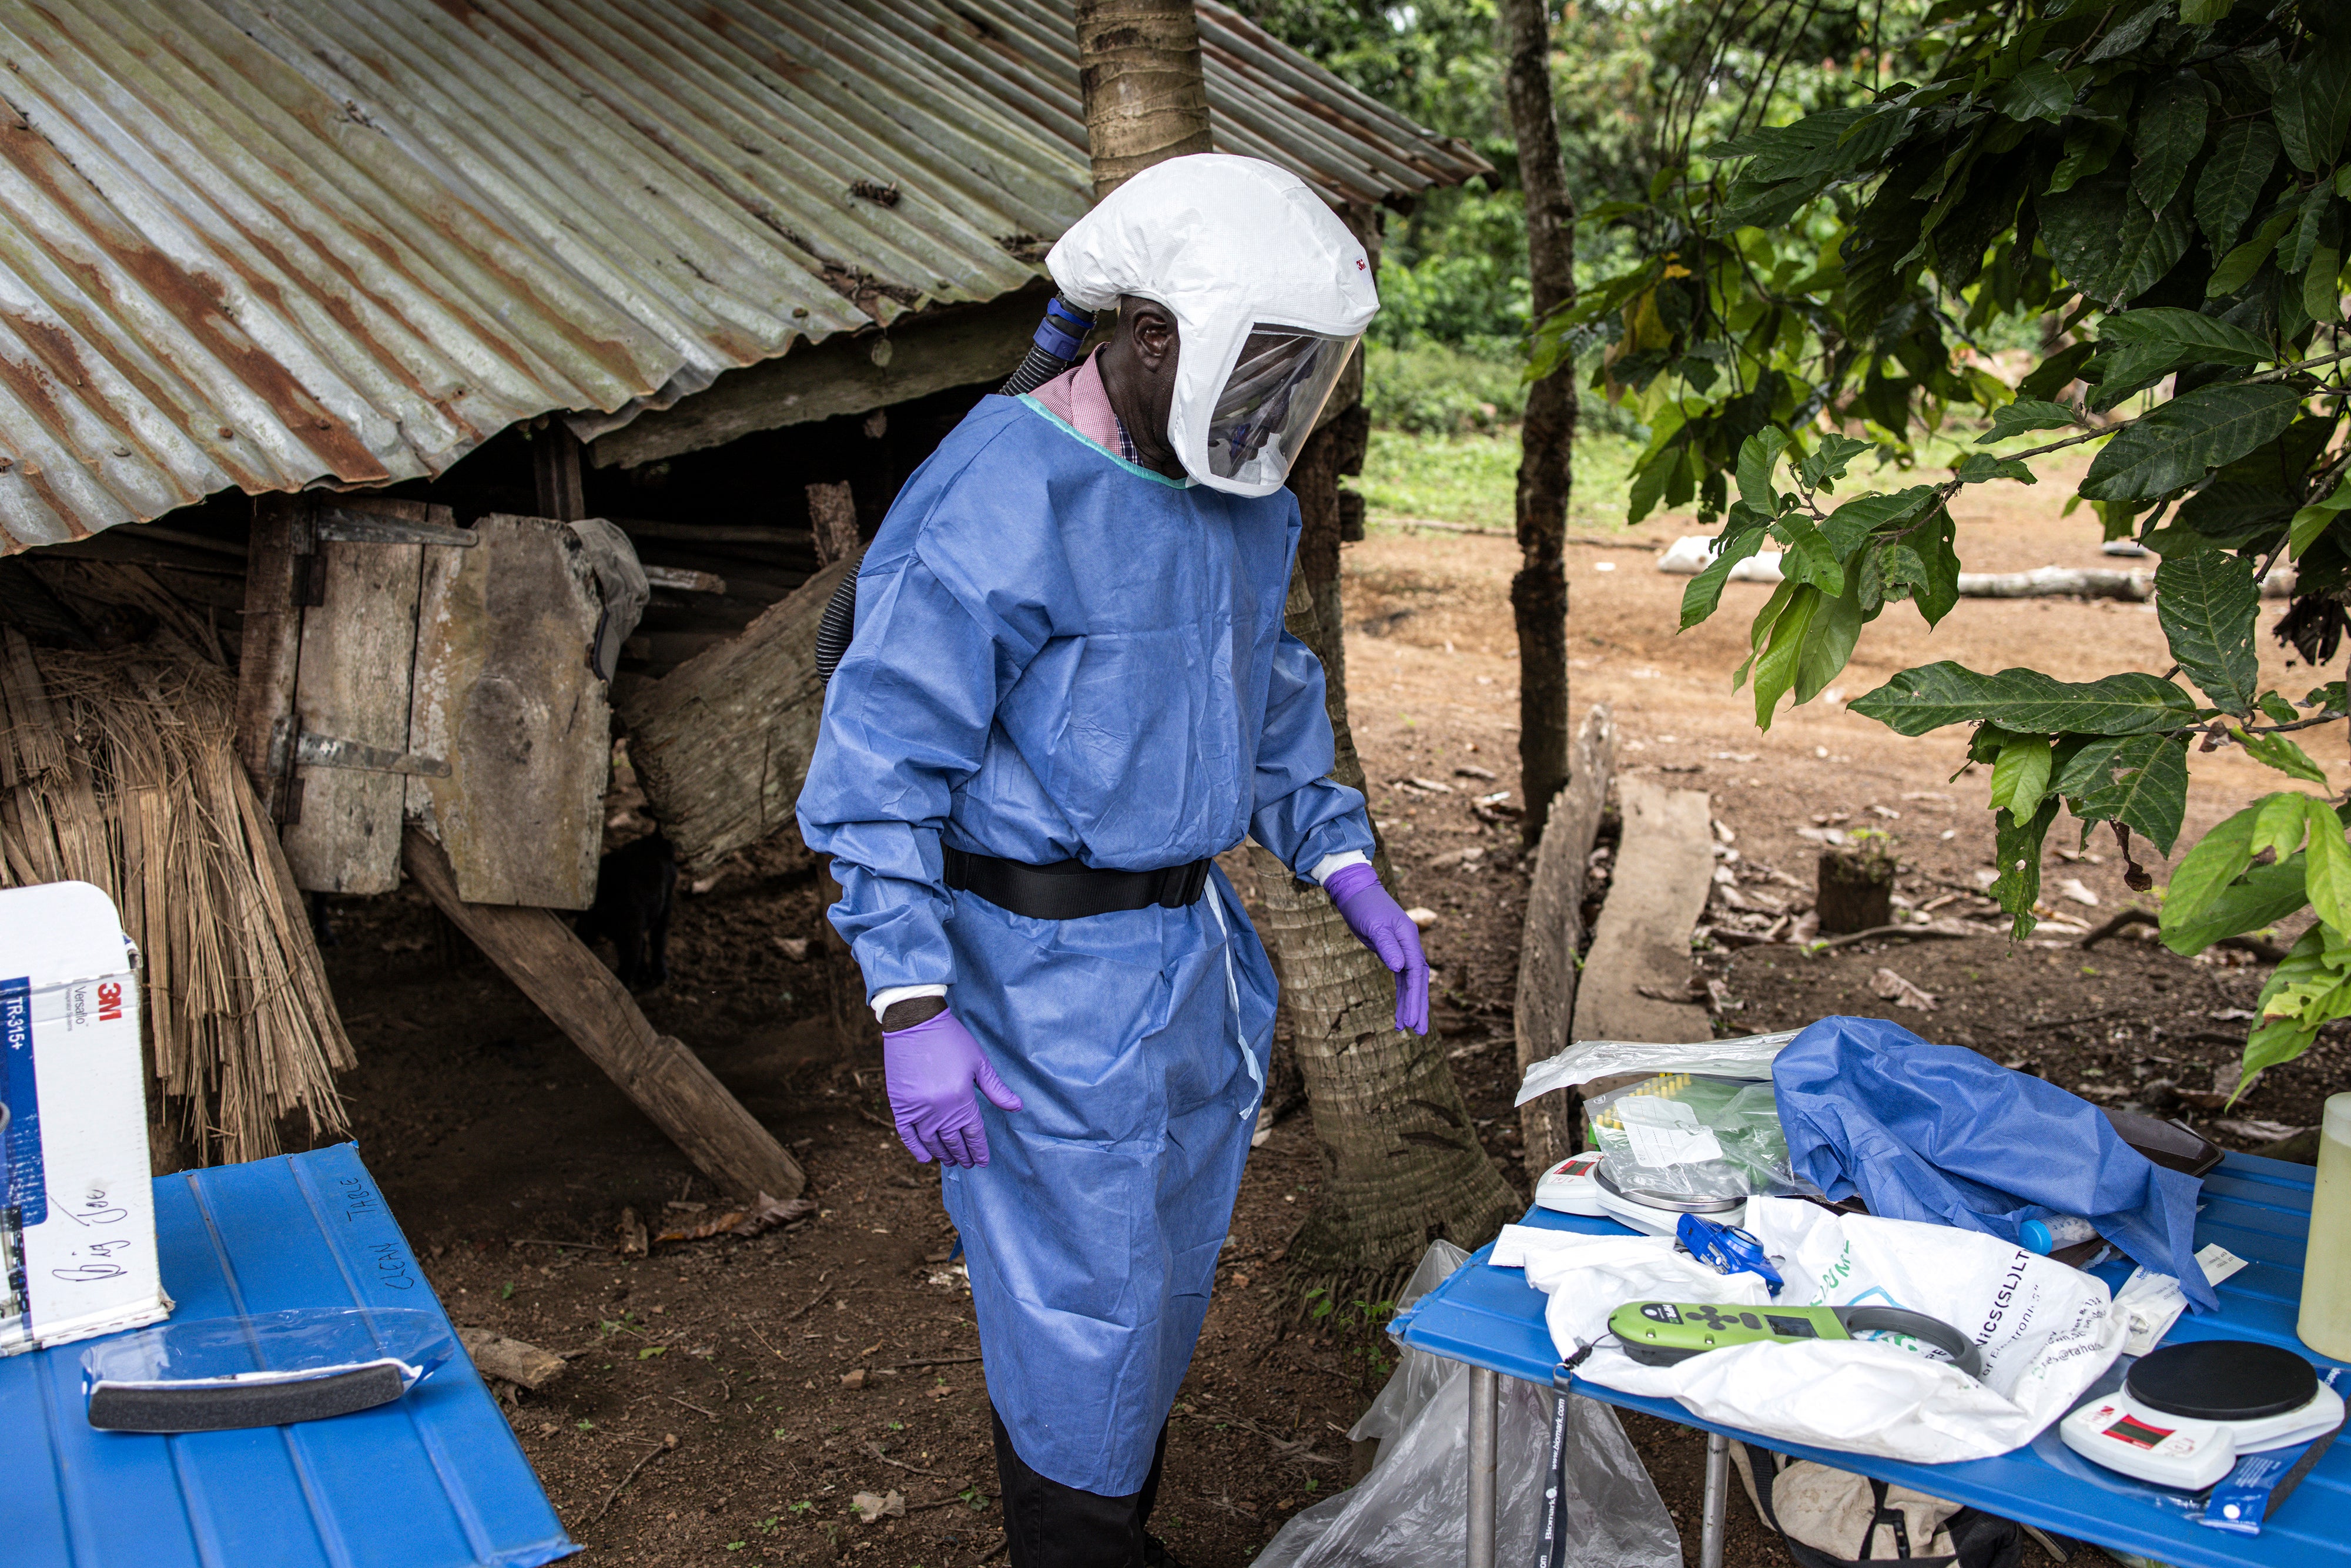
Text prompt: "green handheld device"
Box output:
[[1608, 1300, 1986, 1381]]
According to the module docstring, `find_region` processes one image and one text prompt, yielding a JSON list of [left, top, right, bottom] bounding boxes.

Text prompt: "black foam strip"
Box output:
[[87, 1363, 408, 1432]]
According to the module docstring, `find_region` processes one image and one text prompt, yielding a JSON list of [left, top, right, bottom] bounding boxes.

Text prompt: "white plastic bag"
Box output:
[[1252, 1243, 1680, 1568], [1516, 1030, 1800, 1106], [1505, 1198, 2125, 1464]]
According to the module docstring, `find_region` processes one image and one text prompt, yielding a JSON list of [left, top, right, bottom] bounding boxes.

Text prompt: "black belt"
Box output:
[[943, 846, 1211, 920]]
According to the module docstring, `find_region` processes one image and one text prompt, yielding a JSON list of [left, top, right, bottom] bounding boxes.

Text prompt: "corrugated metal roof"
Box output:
[[0, 0, 1485, 551]]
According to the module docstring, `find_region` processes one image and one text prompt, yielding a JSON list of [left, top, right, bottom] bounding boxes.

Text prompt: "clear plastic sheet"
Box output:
[[1515, 1030, 1800, 1105], [1585, 1074, 1797, 1198], [82, 1308, 456, 1396], [1254, 1243, 1680, 1568]]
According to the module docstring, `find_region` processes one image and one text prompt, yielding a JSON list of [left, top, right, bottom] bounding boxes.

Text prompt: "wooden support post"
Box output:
[[806, 482, 859, 568], [1513, 704, 1615, 1173], [533, 420, 587, 522], [403, 826, 805, 1201], [236, 495, 308, 817]]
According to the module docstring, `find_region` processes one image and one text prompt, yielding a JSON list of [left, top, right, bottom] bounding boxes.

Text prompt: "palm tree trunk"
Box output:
[[1501, 0, 1579, 848], [1071, 0, 1214, 198], [1258, 424, 1520, 1282]]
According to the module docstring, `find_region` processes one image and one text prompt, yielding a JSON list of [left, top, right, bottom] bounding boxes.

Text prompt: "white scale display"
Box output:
[[2058, 1339, 2344, 1491]]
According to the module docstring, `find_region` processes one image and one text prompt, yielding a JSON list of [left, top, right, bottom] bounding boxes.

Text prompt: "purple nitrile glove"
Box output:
[[882, 1009, 1023, 1167], [1325, 862, 1430, 1034]]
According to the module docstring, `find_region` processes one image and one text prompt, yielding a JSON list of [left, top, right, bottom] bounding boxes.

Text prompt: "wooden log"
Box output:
[[1513, 703, 1615, 1174], [618, 551, 858, 873], [1568, 778, 1713, 1060], [590, 290, 1044, 470], [807, 481, 859, 568], [1955, 566, 2151, 601], [235, 495, 306, 818], [402, 827, 805, 1201], [532, 421, 587, 522]]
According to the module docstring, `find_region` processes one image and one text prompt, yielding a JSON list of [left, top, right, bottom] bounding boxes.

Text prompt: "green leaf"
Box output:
[[2079, 383, 2305, 502], [1997, 60, 2076, 123], [2092, 307, 2273, 395], [1736, 428, 1791, 511], [2178, 0, 2232, 22], [2159, 803, 2261, 941], [2194, 120, 2282, 256], [2208, 203, 2301, 298], [1818, 485, 1938, 559], [1794, 582, 1866, 705], [1992, 796, 2062, 939], [2131, 72, 2209, 217], [1772, 517, 1846, 595], [1796, 434, 1874, 492], [2303, 243, 2341, 326], [2153, 551, 2260, 713], [2239, 727, 2331, 786], [2166, 854, 2313, 955], [1848, 663, 2198, 736], [1954, 453, 2035, 484], [2041, 175, 2193, 308], [1679, 528, 1769, 630], [2259, 692, 2301, 725], [2275, 37, 2351, 175], [2252, 791, 2310, 862], [2018, 343, 2097, 403], [2244, 923, 2351, 1084], [2302, 796, 2351, 934], [1988, 733, 2055, 818], [2052, 732, 2191, 855], [1752, 584, 1821, 728], [2288, 477, 2351, 560], [1910, 506, 1961, 626], [1977, 399, 2079, 443]]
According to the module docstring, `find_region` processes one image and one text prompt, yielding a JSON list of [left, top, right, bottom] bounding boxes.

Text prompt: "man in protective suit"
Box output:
[[798, 155, 1432, 1567]]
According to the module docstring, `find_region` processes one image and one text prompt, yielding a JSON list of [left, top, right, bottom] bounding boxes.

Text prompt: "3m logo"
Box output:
[[96, 981, 123, 1023], [1356, 259, 1367, 270]]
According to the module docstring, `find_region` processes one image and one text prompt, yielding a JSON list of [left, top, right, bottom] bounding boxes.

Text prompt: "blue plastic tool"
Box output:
[[1676, 1210, 1785, 1298]]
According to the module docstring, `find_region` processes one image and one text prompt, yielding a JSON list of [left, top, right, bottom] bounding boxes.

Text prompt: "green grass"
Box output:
[[1355, 427, 1649, 532]]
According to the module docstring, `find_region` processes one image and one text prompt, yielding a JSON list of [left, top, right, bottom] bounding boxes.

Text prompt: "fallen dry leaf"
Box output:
[[616, 1207, 649, 1257], [850, 1490, 905, 1523], [1869, 967, 1938, 1011], [2057, 877, 2100, 907], [654, 1192, 817, 1245]]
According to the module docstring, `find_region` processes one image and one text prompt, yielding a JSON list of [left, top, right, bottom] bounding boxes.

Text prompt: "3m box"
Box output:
[[1, 880, 170, 1355]]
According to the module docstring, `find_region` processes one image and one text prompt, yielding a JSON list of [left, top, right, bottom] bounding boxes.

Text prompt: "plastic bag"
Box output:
[[1503, 1197, 2125, 1464], [82, 1308, 456, 1431], [1254, 1243, 1680, 1568], [1518, 1030, 1799, 1105], [1585, 1073, 1797, 1198]]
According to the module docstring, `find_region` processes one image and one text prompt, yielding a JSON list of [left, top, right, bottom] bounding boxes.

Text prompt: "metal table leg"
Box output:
[[1701, 1431, 1730, 1568], [1468, 1366, 1499, 1568]]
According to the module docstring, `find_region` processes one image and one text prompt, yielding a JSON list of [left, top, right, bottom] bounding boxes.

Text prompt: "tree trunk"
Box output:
[[1259, 423, 1519, 1284], [1071, 0, 1214, 198], [1501, 0, 1579, 849]]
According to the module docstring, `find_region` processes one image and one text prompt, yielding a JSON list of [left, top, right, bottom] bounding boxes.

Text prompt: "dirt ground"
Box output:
[[324, 451, 2347, 1566]]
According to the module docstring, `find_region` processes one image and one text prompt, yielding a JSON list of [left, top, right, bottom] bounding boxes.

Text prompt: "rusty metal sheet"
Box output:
[[0, 0, 1486, 550]]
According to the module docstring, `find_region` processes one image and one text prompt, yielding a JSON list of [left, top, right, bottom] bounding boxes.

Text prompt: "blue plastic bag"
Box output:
[[1771, 1017, 2214, 1311]]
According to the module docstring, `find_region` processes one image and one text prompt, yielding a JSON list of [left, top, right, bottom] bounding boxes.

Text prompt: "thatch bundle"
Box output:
[[0, 626, 351, 1165]]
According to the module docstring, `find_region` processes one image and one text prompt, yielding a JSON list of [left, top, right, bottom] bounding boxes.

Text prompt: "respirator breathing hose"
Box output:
[[816, 296, 1095, 685]]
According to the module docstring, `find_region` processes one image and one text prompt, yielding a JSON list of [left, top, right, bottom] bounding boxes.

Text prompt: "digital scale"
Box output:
[[2057, 1341, 2345, 1491], [1533, 1150, 1606, 1215], [1592, 1158, 1747, 1237]]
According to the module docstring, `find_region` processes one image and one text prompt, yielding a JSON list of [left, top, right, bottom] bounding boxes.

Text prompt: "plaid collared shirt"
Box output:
[[1114, 418, 1138, 465]]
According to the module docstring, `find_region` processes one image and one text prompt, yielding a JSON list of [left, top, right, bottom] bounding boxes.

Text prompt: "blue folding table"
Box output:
[[0, 1143, 575, 1568], [1394, 1152, 2346, 1568]]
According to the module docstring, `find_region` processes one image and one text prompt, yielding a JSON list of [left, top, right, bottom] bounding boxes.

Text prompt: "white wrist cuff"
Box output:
[[1309, 850, 1371, 885], [872, 984, 947, 1025]]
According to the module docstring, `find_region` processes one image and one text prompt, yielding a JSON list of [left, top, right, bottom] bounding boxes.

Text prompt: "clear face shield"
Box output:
[[1202, 327, 1359, 490]]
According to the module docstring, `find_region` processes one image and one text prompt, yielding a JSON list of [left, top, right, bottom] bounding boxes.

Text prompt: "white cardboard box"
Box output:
[[1, 880, 171, 1355]]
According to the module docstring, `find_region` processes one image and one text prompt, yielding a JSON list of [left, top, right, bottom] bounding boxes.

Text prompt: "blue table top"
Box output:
[[0, 1143, 575, 1568], [1396, 1152, 2346, 1568]]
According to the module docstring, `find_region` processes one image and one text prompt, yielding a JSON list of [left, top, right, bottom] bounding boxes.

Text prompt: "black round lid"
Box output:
[[2126, 1341, 2318, 1421]]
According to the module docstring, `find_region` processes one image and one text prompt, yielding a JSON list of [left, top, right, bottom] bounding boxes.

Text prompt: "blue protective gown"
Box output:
[[796, 394, 1374, 1496]]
